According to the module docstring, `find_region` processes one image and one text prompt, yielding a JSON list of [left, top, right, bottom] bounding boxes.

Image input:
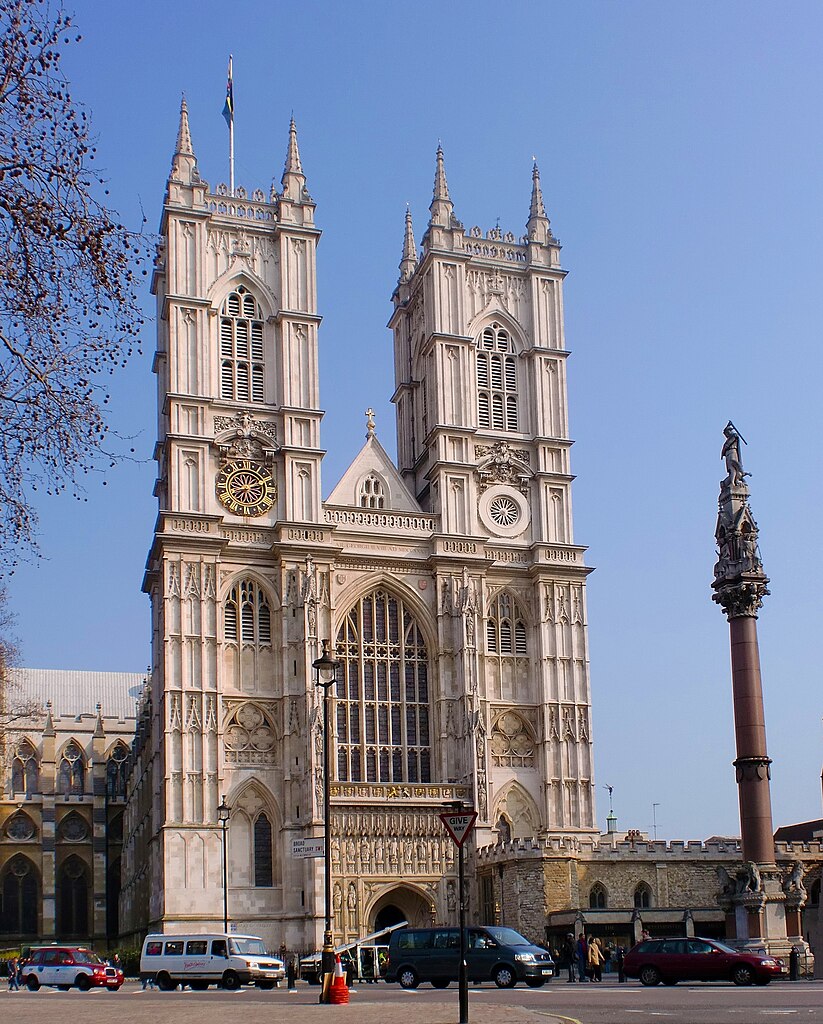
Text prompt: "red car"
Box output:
[[21, 946, 124, 991], [622, 936, 785, 986]]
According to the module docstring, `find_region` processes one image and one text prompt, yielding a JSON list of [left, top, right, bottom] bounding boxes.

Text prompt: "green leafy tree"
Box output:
[[0, 0, 149, 564]]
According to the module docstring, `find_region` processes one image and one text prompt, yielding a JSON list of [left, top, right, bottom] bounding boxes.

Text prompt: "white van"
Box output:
[[140, 933, 285, 990]]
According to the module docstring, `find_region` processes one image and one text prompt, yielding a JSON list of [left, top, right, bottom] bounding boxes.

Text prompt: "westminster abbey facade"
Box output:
[[119, 97, 601, 950]]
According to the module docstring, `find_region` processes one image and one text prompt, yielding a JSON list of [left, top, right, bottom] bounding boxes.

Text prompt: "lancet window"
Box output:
[[335, 589, 431, 784], [56, 741, 85, 796], [253, 813, 274, 887], [11, 739, 39, 796], [476, 323, 518, 431], [219, 287, 265, 403], [359, 474, 385, 509], [224, 580, 271, 645]]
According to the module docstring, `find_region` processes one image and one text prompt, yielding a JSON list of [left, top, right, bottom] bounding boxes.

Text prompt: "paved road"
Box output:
[[2, 976, 822, 1024]]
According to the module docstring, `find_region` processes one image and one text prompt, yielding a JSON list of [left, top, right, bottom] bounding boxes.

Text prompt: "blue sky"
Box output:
[[8, 1, 823, 842]]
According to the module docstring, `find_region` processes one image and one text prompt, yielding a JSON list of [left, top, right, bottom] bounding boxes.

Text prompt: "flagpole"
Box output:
[[228, 54, 234, 196]]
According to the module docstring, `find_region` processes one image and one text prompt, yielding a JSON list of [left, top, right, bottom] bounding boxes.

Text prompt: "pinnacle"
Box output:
[[433, 143, 451, 203], [284, 117, 304, 176], [175, 94, 194, 156]]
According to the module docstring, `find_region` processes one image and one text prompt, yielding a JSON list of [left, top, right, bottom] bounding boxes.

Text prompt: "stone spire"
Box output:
[[429, 144, 454, 228], [170, 94, 198, 182], [398, 206, 418, 282], [281, 117, 309, 203], [526, 161, 552, 244]]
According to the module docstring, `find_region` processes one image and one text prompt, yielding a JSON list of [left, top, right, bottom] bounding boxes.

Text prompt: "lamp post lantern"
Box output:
[[313, 639, 340, 1002], [217, 794, 231, 934]]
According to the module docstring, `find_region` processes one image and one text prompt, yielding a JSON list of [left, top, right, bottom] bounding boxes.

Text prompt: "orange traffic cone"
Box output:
[[329, 954, 350, 1005]]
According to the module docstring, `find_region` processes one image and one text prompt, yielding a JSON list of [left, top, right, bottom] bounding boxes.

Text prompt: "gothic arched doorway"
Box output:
[[369, 885, 433, 933]]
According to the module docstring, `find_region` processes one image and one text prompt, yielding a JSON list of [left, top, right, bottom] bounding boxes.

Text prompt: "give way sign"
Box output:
[[439, 810, 478, 847]]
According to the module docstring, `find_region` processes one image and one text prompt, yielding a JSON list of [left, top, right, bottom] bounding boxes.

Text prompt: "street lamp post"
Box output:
[[313, 639, 340, 1002], [217, 795, 231, 934]]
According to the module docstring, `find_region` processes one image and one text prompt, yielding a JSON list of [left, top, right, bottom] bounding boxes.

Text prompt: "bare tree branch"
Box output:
[[0, 0, 152, 566]]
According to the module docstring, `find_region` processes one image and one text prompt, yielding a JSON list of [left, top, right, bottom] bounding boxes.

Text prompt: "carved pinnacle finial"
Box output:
[[365, 408, 376, 438], [176, 94, 194, 155], [398, 206, 418, 283]]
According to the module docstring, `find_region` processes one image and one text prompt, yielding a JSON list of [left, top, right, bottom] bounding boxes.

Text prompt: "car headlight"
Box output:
[[514, 954, 536, 962]]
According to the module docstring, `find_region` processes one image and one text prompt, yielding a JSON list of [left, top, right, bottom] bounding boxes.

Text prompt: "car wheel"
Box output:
[[26, 975, 40, 992], [256, 981, 275, 990], [430, 978, 450, 989], [156, 972, 177, 991], [639, 965, 661, 986], [398, 967, 419, 989], [525, 977, 545, 988], [76, 974, 92, 992], [732, 965, 754, 986], [222, 970, 241, 991], [494, 965, 517, 989]]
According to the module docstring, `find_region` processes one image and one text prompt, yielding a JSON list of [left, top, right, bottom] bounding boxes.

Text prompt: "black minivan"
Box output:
[[385, 926, 555, 989]]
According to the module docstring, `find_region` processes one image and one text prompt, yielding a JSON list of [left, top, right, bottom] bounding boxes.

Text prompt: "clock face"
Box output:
[[216, 460, 276, 517]]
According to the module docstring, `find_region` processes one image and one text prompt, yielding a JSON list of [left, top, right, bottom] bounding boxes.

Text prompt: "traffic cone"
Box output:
[[329, 954, 349, 1005]]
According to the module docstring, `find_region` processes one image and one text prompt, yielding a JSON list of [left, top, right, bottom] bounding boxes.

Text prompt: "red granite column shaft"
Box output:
[[729, 615, 775, 864]]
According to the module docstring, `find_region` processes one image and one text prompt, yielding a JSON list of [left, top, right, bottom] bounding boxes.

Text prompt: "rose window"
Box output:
[[488, 495, 520, 527]]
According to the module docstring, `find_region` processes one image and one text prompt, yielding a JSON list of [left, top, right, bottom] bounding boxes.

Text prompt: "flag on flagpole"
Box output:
[[222, 56, 234, 127]]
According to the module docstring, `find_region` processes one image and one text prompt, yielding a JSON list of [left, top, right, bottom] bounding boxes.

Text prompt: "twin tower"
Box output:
[[119, 101, 597, 950]]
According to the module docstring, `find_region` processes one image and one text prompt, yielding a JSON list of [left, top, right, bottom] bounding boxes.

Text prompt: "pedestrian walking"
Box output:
[[576, 933, 589, 982], [587, 936, 604, 982], [562, 933, 576, 982], [7, 957, 20, 991]]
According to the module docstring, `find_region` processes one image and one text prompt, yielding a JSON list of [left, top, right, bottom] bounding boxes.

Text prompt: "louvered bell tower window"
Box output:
[[486, 592, 527, 656], [219, 287, 265, 403], [224, 579, 271, 645], [476, 323, 518, 431]]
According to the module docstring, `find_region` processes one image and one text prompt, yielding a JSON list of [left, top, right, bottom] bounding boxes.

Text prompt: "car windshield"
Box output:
[[482, 927, 532, 947], [74, 949, 106, 965], [230, 938, 267, 956], [708, 940, 739, 954]]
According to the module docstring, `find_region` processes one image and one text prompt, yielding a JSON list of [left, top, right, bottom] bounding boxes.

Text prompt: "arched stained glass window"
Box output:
[[0, 855, 39, 935], [335, 590, 431, 784], [219, 287, 265, 403], [254, 813, 273, 887], [56, 741, 85, 796]]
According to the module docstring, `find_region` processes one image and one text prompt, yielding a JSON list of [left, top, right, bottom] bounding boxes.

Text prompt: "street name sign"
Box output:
[[439, 811, 478, 847], [292, 837, 325, 859]]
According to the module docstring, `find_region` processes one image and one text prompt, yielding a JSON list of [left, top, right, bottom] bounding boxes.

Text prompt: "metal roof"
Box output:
[[7, 668, 146, 722]]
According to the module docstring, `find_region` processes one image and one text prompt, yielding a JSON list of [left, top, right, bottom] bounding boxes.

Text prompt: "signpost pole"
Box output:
[[458, 839, 468, 1024], [440, 802, 476, 1024]]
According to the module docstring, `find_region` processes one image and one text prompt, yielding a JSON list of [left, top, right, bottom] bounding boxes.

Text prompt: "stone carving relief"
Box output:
[[223, 702, 277, 766], [474, 442, 532, 494], [491, 712, 535, 768]]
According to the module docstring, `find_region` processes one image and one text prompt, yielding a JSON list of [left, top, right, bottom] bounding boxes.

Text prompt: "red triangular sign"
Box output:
[[439, 811, 478, 847]]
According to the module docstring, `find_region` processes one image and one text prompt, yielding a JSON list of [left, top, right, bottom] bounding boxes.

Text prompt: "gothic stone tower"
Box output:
[[121, 105, 597, 949], [388, 152, 598, 845]]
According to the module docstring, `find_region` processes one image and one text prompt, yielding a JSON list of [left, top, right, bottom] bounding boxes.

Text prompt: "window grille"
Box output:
[[335, 590, 430, 784], [219, 287, 266, 403], [476, 324, 518, 431], [224, 580, 271, 646]]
